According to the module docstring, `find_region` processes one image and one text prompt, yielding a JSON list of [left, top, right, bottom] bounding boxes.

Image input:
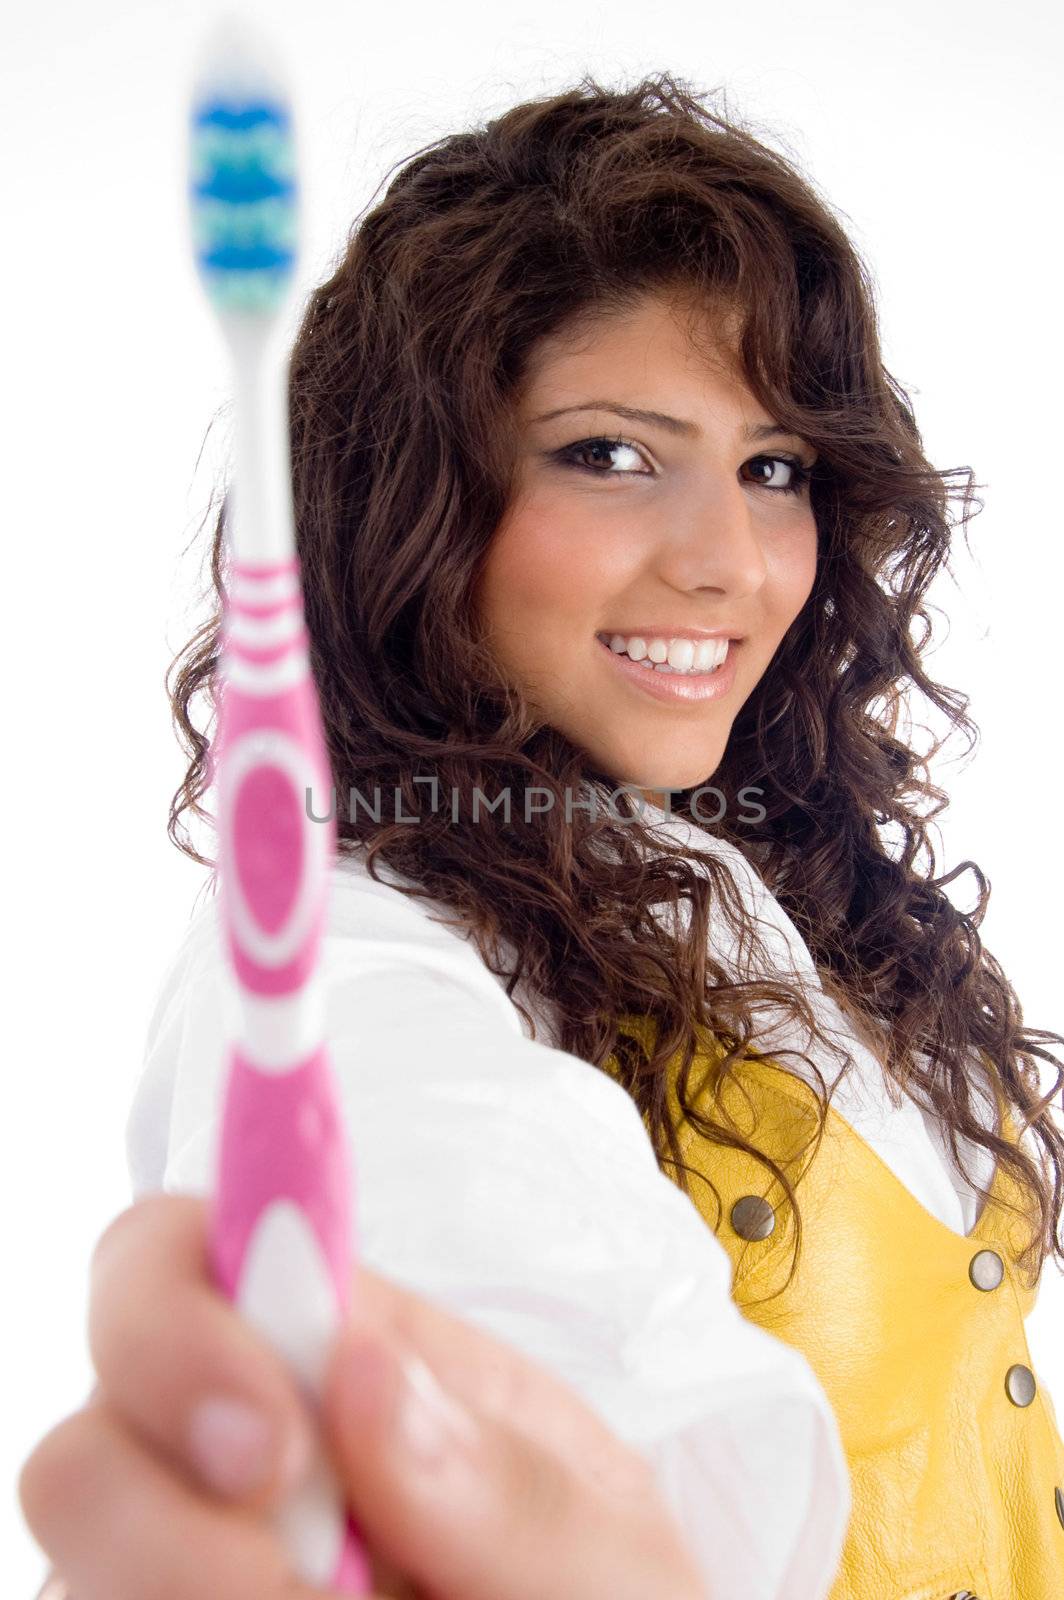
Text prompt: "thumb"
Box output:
[[322, 1323, 699, 1600], [322, 1321, 489, 1586]]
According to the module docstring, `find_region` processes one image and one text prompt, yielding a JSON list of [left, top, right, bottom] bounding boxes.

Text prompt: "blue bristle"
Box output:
[[189, 97, 298, 314]]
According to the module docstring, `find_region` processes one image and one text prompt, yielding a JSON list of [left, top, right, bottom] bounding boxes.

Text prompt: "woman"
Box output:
[[22, 71, 1064, 1597]]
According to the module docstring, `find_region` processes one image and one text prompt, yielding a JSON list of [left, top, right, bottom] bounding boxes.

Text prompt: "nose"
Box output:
[[652, 476, 769, 600]]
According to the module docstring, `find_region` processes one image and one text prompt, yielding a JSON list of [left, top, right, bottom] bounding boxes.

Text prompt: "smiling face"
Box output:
[[474, 288, 819, 808]]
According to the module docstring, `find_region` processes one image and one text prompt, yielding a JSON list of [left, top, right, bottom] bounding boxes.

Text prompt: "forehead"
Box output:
[[518, 287, 749, 407]]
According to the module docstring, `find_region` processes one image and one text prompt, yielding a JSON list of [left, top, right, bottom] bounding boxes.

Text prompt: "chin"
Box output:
[[608, 759, 724, 797], [574, 722, 728, 797], [621, 741, 725, 789]]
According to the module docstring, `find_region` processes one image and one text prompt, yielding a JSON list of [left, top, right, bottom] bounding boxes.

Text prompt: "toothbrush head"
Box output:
[[187, 13, 298, 319]]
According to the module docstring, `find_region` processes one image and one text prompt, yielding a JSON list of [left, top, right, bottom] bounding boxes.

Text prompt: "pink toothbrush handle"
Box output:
[[208, 555, 371, 1592]]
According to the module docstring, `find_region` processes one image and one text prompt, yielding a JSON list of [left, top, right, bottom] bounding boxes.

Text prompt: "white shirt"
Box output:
[[126, 800, 995, 1599]]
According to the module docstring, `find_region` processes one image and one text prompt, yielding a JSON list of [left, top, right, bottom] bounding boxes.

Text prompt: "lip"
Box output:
[[596, 627, 742, 642], [595, 634, 740, 704]]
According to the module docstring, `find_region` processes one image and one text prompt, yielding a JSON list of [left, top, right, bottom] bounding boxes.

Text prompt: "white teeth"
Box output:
[[599, 633, 729, 675]]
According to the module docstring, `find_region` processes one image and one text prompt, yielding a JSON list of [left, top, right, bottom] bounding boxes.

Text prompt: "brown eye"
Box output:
[[555, 436, 652, 475], [742, 454, 812, 495]]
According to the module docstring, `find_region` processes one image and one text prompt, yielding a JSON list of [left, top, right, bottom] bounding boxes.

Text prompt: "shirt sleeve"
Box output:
[[125, 862, 851, 1599]]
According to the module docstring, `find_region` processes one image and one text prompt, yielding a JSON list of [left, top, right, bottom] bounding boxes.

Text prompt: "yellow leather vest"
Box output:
[[607, 1015, 1064, 1599]]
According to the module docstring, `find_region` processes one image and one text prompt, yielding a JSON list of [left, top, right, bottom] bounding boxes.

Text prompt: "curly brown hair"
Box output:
[[168, 70, 1064, 1292]]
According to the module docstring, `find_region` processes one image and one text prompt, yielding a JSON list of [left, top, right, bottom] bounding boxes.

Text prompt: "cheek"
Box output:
[[771, 514, 818, 621], [479, 501, 626, 633]]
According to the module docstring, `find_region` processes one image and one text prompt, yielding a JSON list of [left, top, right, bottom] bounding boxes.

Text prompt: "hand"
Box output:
[[19, 1194, 710, 1599]]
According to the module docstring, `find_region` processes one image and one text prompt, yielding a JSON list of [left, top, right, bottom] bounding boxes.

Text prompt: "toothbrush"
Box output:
[[187, 14, 371, 1592]]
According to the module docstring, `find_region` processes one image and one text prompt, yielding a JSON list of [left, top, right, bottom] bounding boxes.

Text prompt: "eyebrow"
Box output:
[[530, 400, 797, 442]]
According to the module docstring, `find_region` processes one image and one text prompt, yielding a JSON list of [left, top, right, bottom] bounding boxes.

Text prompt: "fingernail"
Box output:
[[187, 1395, 291, 1498], [393, 1349, 480, 1467], [334, 1328, 480, 1468]]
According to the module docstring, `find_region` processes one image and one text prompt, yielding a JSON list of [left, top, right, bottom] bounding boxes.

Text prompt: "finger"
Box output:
[[32, 1575, 71, 1600], [345, 1270, 649, 1500], [322, 1326, 706, 1600], [17, 1399, 391, 1600], [90, 1192, 637, 1519], [88, 1194, 316, 1510]]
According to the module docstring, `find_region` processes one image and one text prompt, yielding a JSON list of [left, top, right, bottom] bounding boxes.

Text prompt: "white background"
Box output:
[[4, 0, 1061, 1590]]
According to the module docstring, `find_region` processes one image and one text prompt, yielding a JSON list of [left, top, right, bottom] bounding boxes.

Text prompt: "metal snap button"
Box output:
[[1005, 1363, 1037, 1407], [1055, 1484, 1064, 1530], [968, 1248, 1004, 1291], [729, 1195, 775, 1240]]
